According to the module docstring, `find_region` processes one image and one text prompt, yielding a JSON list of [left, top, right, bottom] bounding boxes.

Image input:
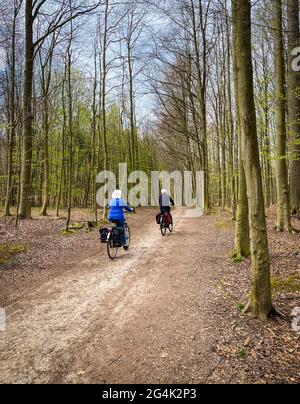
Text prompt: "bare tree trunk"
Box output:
[[40, 37, 55, 216], [15, 133, 22, 227], [56, 68, 67, 217], [190, 0, 210, 211], [221, 99, 226, 210], [225, 0, 236, 217], [199, 1, 210, 212], [101, 0, 109, 219], [287, 0, 300, 214], [4, 3, 19, 217], [91, 47, 98, 223], [232, 0, 250, 258], [40, 96, 50, 216], [273, 0, 292, 232], [127, 41, 136, 172], [232, 0, 274, 321], [261, 46, 272, 208], [19, 0, 34, 219], [65, 32, 73, 231]]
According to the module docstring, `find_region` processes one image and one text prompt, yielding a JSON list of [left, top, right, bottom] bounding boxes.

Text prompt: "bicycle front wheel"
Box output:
[[123, 224, 131, 251]]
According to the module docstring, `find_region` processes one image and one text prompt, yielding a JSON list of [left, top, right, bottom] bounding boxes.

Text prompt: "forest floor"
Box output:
[[0, 207, 299, 384]]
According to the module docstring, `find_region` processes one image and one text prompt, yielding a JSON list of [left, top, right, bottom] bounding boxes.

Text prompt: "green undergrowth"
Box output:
[[238, 348, 247, 359], [236, 303, 246, 312], [207, 207, 219, 216], [229, 250, 246, 264], [232, 255, 245, 264], [0, 243, 27, 266], [271, 275, 300, 295], [215, 219, 233, 230], [60, 220, 101, 236], [60, 229, 77, 237]]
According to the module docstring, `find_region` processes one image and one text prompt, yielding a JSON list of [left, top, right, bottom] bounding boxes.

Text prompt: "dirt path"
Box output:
[[0, 208, 227, 384], [0, 208, 299, 384]]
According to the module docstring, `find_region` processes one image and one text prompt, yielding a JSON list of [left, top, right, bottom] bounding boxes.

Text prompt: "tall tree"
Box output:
[[100, 0, 109, 219], [19, 0, 35, 219], [4, 0, 22, 217], [232, 0, 275, 320], [39, 33, 57, 216], [55, 66, 67, 218], [224, 0, 236, 216], [287, 0, 300, 214], [232, 0, 250, 258], [65, 22, 73, 232], [124, 0, 140, 172], [273, 0, 292, 232], [189, 0, 211, 211]]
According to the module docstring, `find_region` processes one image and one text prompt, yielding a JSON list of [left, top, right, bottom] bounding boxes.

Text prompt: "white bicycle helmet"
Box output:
[[112, 190, 122, 199]]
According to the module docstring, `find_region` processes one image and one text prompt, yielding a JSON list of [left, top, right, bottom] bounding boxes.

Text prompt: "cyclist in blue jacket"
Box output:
[[108, 190, 134, 246], [159, 189, 175, 215]]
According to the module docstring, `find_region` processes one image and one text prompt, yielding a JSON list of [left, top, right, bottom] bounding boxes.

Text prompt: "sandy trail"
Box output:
[[0, 208, 224, 384]]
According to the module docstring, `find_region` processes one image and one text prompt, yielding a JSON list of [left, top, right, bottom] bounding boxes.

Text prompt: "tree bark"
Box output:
[[232, 0, 273, 321], [19, 0, 34, 219], [273, 0, 292, 232], [225, 0, 236, 216], [287, 0, 300, 214], [65, 33, 73, 231], [40, 96, 50, 216], [127, 41, 137, 172], [101, 0, 109, 219], [56, 68, 67, 217], [232, 0, 250, 258], [40, 36, 55, 216], [4, 3, 18, 217]]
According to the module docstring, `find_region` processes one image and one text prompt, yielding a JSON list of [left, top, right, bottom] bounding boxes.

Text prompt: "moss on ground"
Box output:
[[0, 243, 27, 266], [215, 219, 233, 230], [236, 303, 246, 312], [60, 229, 77, 237], [271, 275, 300, 294]]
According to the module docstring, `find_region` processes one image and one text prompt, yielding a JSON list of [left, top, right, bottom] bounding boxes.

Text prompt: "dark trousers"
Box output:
[[111, 219, 126, 245], [160, 206, 171, 214], [160, 208, 171, 225]]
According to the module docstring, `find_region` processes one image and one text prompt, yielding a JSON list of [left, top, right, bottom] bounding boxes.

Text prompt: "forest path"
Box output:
[[0, 208, 228, 384]]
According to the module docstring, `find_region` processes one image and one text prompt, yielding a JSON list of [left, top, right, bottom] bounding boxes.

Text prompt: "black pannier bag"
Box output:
[[100, 227, 109, 243], [112, 227, 123, 248], [156, 213, 161, 225]]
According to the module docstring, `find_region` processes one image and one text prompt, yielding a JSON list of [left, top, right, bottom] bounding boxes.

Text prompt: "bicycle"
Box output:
[[159, 211, 173, 236], [101, 223, 131, 260]]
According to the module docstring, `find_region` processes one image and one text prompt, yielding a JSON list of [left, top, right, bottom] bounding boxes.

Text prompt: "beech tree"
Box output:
[[287, 0, 300, 215], [3, 0, 23, 217], [232, 0, 275, 320], [273, 0, 292, 232], [232, 0, 250, 258]]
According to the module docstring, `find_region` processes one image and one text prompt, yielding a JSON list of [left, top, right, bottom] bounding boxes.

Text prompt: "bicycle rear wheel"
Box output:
[[168, 215, 173, 233], [160, 216, 167, 236], [107, 234, 118, 260]]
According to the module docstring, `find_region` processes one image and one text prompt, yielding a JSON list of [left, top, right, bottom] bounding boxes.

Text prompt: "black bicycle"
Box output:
[[160, 211, 173, 236], [100, 223, 131, 260]]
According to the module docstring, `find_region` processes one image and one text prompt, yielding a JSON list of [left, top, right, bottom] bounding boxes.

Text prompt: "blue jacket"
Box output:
[[108, 198, 132, 221]]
